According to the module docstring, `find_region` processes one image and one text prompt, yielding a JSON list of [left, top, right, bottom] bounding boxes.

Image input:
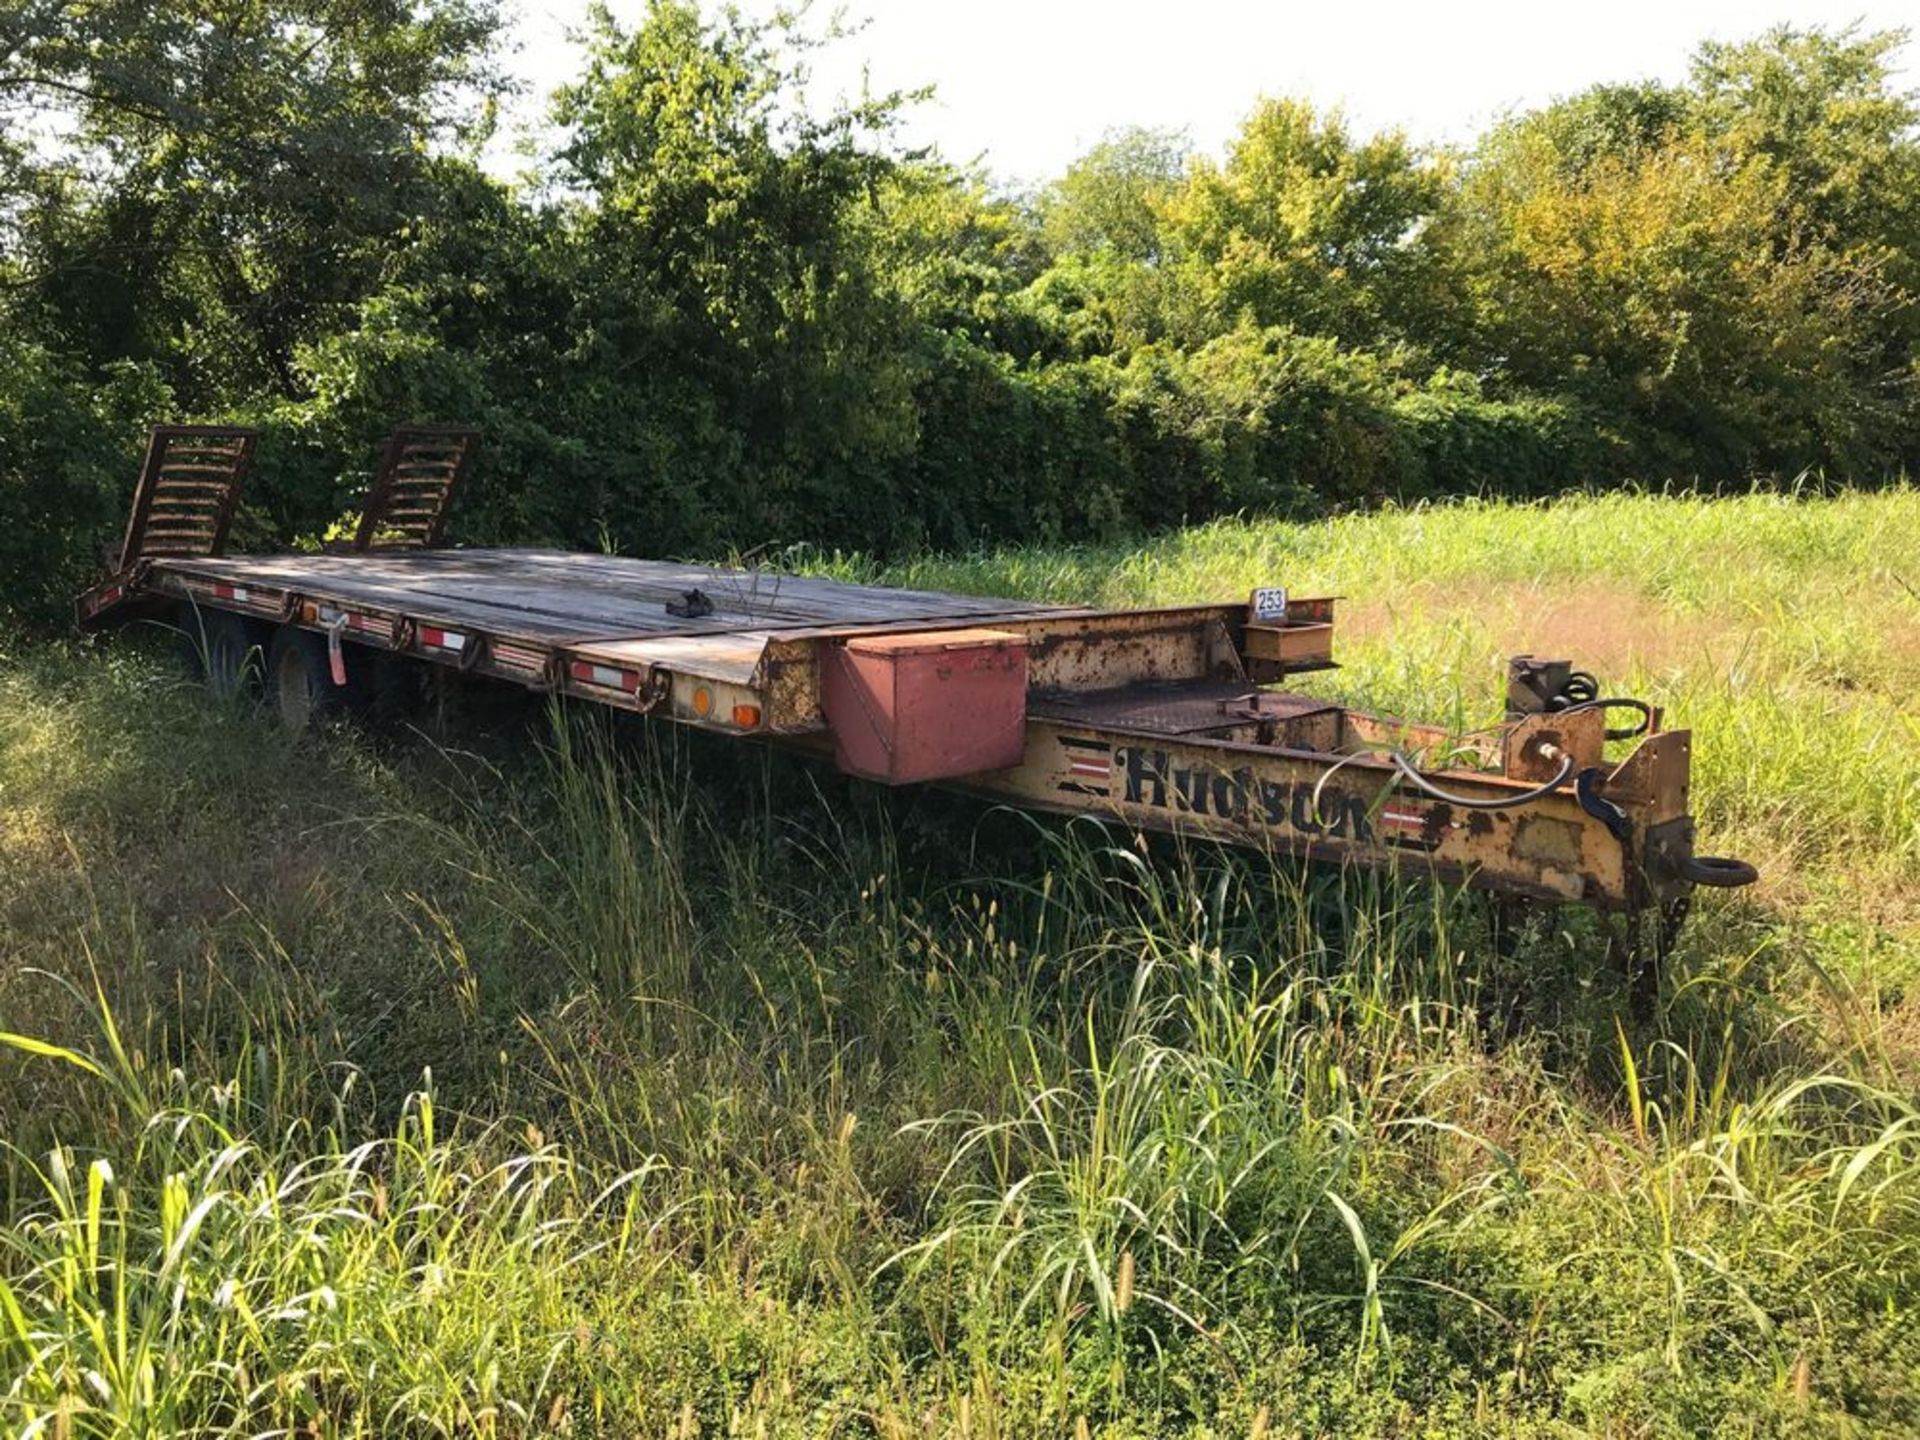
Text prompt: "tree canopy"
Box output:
[[2, 5, 1915, 623]]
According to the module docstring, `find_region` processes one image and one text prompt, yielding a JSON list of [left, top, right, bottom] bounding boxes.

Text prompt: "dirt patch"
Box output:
[[1342, 579, 1742, 679], [1873, 991, 1920, 1092], [1882, 615, 1920, 668], [1340, 576, 1920, 694]]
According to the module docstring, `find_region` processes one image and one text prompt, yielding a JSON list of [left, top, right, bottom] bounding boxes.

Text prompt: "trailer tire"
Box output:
[[267, 625, 364, 730], [178, 603, 266, 700]]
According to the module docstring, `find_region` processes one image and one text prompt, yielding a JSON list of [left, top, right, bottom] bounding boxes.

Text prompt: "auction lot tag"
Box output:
[[1250, 586, 1288, 622]]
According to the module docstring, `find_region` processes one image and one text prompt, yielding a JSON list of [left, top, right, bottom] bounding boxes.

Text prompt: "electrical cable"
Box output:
[[1387, 747, 1575, 810], [1310, 728, 1578, 820], [1308, 747, 1382, 823]]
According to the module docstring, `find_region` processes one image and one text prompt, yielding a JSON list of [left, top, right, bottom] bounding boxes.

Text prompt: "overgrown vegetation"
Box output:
[[3, 3, 1918, 623], [4, 3, 1917, 1429], [3, 491, 1916, 1435]]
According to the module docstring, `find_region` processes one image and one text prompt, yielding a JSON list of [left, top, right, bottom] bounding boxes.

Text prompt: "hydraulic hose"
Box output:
[[1388, 747, 1575, 811]]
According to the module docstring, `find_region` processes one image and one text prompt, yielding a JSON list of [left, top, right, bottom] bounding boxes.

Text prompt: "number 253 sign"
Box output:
[[1249, 586, 1288, 622]]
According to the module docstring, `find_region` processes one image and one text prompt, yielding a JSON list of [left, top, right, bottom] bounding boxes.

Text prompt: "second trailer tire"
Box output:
[[179, 603, 267, 700], [267, 625, 366, 730]]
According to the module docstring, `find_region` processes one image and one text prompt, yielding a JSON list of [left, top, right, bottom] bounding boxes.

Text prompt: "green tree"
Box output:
[[1038, 127, 1188, 262], [1449, 27, 1917, 476], [3, 8, 1915, 627], [0, 0, 501, 400], [0, 0, 505, 618], [545, 0, 927, 549], [1691, 26, 1920, 265], [1692, 25, 1920, 442], [1166, 99, 1448, 349], [0, 341, 171, 621]]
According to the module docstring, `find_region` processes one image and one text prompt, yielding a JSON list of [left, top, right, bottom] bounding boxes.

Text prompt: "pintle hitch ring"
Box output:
[[1679, 854, 1760, 888]]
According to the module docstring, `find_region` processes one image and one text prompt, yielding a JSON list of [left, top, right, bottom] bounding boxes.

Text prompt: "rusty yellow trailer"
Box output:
[[78, 424, 1755, 959]]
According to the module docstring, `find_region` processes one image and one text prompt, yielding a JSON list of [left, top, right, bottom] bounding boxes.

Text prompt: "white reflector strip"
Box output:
[[568, 660, 641, 693], [316, 606, 382, 634]]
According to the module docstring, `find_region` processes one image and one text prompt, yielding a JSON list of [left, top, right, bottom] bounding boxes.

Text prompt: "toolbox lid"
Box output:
[[843, 627, 1026, 656]]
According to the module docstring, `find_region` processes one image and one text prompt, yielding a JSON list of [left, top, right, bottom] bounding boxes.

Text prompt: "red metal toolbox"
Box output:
[[822, 628, 1029, 783]]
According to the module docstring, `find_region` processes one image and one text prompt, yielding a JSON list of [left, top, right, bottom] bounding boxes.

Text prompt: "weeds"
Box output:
[[2, 491, 1917, 1435]]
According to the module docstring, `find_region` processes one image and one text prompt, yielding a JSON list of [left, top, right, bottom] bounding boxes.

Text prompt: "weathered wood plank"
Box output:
[[159, 548, 1061, 645]]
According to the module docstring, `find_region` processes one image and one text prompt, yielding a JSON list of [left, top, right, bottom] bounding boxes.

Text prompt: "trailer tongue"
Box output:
[[78, 424, 1756, 975]]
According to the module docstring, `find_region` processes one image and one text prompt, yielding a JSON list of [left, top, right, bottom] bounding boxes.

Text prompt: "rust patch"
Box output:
[[1513, 813, 1585, 867]]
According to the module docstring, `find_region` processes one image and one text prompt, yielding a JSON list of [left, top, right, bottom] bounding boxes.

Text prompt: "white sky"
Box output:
[[492, 0, 1917, 186]]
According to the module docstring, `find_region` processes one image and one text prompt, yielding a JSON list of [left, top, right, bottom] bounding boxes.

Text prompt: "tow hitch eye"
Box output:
[[1645, 818, 1759, 891], [1680, 854, 1760, 888]]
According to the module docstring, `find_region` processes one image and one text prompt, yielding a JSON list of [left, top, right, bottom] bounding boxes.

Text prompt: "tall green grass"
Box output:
[[3, 489, 1917, 1435], [858, 487, 1920, 931]]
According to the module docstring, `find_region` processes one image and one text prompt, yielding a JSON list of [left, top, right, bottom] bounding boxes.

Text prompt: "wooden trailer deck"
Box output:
[[161, 548, 1061, 642], [77, 423, 1757, 964], [108, 545, 1275, 729], [157, 547, 1076, 680]]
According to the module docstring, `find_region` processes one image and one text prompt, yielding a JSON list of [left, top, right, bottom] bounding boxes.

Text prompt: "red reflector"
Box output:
[[568, 660, 641, 693]]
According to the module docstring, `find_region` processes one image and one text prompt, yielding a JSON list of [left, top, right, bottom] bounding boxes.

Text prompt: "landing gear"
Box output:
[[1609, 886, 1717, 1019], [1616, 825, 1758, 1016]]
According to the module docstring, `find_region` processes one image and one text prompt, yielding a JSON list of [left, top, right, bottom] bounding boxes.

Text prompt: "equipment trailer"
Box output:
[[78, 424, 1756, 965]]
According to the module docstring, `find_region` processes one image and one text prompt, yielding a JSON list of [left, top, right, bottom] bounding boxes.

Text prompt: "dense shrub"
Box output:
[[0, 344, 171, 620], [1393, 379, 1616, 498], [2, 7, 1915, 625]]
